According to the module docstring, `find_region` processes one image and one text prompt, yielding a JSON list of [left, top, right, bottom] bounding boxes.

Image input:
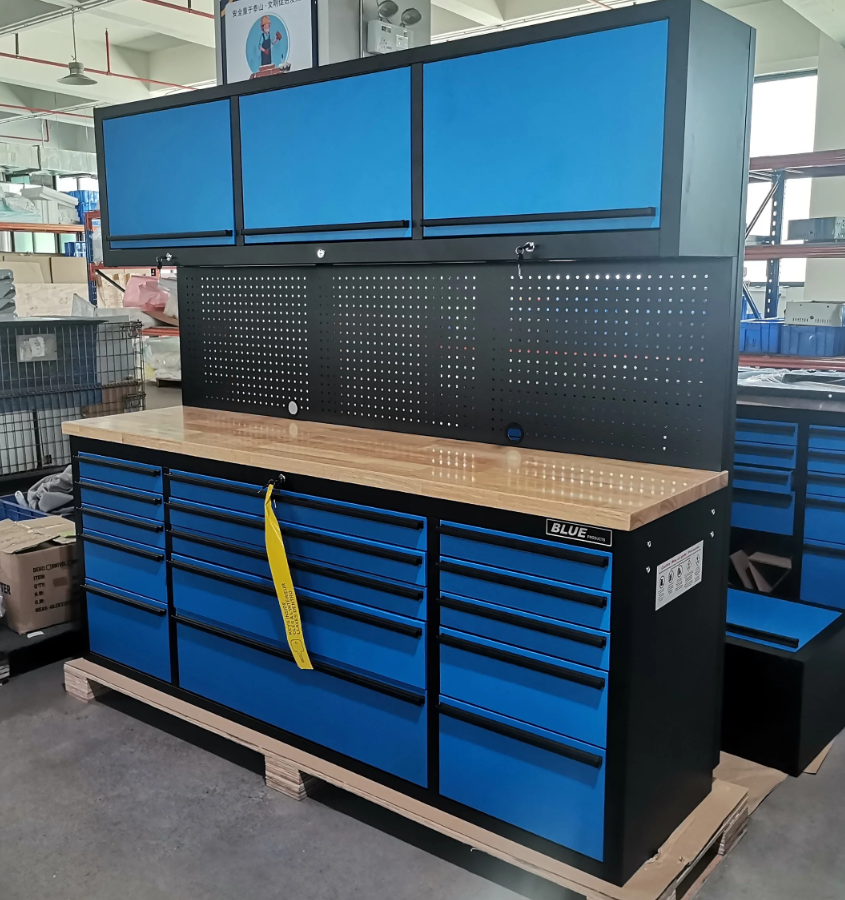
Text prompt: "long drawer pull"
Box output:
[[168, 501, 262, 528], [805, 542, 845, 560], [807, 472, 845, 485], [811, 426, 845, 436], [439, 594, 606, 648], [807, 496, 845, 511], [438, 632, 606, 689], [439, 702, 603, 768], [85, 583, 167, 616], [734, 466, 790, 486], [169, 472, 268, 497], [298, 594, 422, 637], [422, 208, 654, 228], [439, 560, 606, 608], [242, 219, 409, 236], [438, 524, 608, 568], [78, 455, 161, 476], [727, 622, 800, 649], [81, 506, 163, 533], [280, 494, 424, 529], [171, 558, 275, 594], [169, 528, 267, 559], [737, 420, 796, 436], [289, 559, 425, 601], [175, 614, 426, 705], [808, 450, 845, 461], [108, 229, 233, 241], [82, 533, 165, 561], [79, 480, 162, 504], [733, 488, 793, 507], [735, 443, 794, 457]]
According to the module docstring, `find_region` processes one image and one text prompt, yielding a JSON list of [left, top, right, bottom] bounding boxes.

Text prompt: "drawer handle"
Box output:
[[281, 494, 424, 530], [79, 480, 162, 504], [439, 594, 606, 648], [438, 632, 606, 689], [168, 500, 262, 528], [422, 207, 655, 228], [82, 506, 163, 533], [727, 622, 800, 649], [85, 583, 167, 616], [807, 496, 845, 511], [169, 528, 267, 559], [811, 426, 845, 436], [174, 614, 426, 705], [735, 443, 793, 458], [733, 466, 790, 486], [808, 450, 845, 462], [439, 560, 607, 608], [807, 472, 845, 485], [733, 488, 793, 508], [82, 533, 165, 561], [108, 229, 233, 241], [242, 219, 409, 236], [298, 593, 422, 637], [289, 559, 425, 601], [805, 541, 845, 560], [78, 455, 161, 476], [439, 702, 603, 768], [737, 420, 795, 436], [169, 472, 268, 497], [438, 524, 608, 568], [171, 558, 275, 594]]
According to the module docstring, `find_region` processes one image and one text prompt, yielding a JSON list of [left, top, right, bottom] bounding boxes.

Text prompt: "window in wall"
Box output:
[[56, 176, 99, 192], [746, 71, 818, 285]]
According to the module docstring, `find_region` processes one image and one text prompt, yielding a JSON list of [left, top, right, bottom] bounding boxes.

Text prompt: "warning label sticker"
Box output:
[[655, 541, 703, 611]]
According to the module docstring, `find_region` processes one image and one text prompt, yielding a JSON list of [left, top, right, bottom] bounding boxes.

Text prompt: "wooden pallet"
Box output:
[[64, 658, 748, 900]]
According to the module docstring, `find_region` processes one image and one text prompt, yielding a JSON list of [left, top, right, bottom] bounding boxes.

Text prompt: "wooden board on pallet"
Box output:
[[64, 658, 748, 900]]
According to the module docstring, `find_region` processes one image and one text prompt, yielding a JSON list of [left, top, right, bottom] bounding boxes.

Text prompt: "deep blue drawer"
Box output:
[[807, 471, 845, 499], [439, 522, 611, 592], [439, 699, 604, 861], [733, 440, 796, 470], [439, 558, 610, 631], [805, 495, 845, 547], [168, 500, 264, 547], [80, 480, 164, 521], [177, 621, 428, 785], [727, 589, 840, 652], [81, 505, 165, 549], [735, 419, 797, 447], [731, 488, 794, 535], [733, 465, 792, 495], [78, 452, 163, 493], [169, 529, 426, 621], [801, 540, 845, 609], [807, 448, 845, 477], [169, 471, 426, 550], [439, 627, 607, 748], [809, 425, 845, 453], [440, 593, 609, 670], [171, 556, 426, 688], [86, 581, 171, 680], [82, 532, 167, 603]]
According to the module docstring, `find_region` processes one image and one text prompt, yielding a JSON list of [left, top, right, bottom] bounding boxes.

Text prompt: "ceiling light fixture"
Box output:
[[58, 10, 97, 86]]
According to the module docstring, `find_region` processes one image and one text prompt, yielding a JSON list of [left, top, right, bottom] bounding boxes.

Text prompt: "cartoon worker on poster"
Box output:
[[258, 15, 281, 67], [245, 12, 291, 78]]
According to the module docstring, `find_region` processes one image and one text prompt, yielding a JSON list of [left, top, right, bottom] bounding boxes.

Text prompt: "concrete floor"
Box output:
[[1, 663, 843, 900]]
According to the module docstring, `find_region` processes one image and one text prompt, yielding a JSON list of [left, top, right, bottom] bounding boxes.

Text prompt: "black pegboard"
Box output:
[[180, 260, 736, 470]]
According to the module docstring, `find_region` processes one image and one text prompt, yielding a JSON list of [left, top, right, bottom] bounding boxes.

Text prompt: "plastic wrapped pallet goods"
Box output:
[[20, 186, 80, 226]]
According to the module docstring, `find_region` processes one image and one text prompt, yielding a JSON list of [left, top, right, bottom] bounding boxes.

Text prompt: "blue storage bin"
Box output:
[[64, 241, 87, 257], [741, 319, 782, 354], [781, 325, 845, 357], [0, 494, 52, 521]]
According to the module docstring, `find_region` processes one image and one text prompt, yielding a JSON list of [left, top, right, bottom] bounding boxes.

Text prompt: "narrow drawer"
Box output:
[[726, 588, 840, 653], [177, 619, 428, 786], [805, 495, 845, 546], [86, 581, 171, 680], [439, 558, 610, 632], [809, 424, 845, 453], [171, 556, 426, 688], [440, 593, 609, 670], [439, 627, 608, 748], [81, 532, 167, 603], [439, 699, 604, 861], [168, 500, 264, 547], [79, 480, 164, 521], [807, 471, 845, 499], [78, 452, 163, 494], [735, 418, 797, 447], [733, 465, 792, 495], [807, 448, 845, 477], [169, 528, 426, 620], [801, 540, 845, 609], [733, 440, 796, 470], [731, 488, 794, 535], [81, 505, 165, 549], [439, 522, 612, 592], [169, 471, 426, 550]]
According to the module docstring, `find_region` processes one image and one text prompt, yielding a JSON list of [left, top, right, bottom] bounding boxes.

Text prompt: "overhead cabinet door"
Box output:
[[422, 21, 669, 236], [239, 68, 412, 243], [103, 99, 236, 248]]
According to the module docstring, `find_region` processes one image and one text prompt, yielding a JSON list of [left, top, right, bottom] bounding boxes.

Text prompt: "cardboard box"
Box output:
[[0, 517, 78, 635], [50, 256, 88, 284], [0, 258, 46, 283]]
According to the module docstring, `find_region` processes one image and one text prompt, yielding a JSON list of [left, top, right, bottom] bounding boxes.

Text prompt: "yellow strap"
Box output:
[[264, 484, 313, 670]]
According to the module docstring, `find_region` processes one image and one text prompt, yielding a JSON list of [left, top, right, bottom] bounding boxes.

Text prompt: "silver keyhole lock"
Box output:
[[515, 241, 536, 278], [316, 248, 326, 259]]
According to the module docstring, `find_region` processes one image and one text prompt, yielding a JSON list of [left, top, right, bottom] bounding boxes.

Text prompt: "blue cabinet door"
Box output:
[[240, 68, 412, 243], [103, 99, 236, 248], [423, 21, 668, 235]]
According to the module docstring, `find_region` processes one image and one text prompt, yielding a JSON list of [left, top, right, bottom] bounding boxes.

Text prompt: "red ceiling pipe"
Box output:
[[139, 0, 214, 19], [0, 101, 93, 120]]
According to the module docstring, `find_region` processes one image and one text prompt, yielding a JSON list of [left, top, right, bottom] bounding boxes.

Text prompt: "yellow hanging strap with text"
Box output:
[[264, 483, 312, 670]]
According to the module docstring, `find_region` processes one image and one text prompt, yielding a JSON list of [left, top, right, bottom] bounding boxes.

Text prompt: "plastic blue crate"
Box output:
[[740, 318, 782, 354], [781, 325, 845, 357], [68, 190, 99, 213], [64, 241, 87, 257], [0, 495, 50, 522]]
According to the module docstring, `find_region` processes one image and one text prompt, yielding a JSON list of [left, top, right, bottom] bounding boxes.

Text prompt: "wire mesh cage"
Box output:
[[0, 318, 145, 477]]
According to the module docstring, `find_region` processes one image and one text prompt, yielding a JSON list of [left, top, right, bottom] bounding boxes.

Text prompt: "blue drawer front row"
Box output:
[[731, 488, 795, 535], [801, 540, 845, 609], [726, 589, 840, 652], [78, 451, 163, 494]]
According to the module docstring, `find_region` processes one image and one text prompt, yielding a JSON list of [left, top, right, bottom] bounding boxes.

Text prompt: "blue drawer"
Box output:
[[801, 540, 845, 609], [168, 500, 264, 547], [86, 581, 171, 680], [169, 528, 426, 620], [807, 448, 845, 477], [733, 465, 792, 495], [81, 532, 167, 603], [78, 452, 163, 494], [731, 488, 794, 535], [439, 698, 604, 862], [439, 627, 607, 748], [727, 589, 840, 652], [79, 480, 164, 522], [171, 556, 426, 688], [735, 419, 797, 447], [177, 620, 428, 786], [805, 495, 845, 547], [807, 471, 845, 499], [439, 558, 610, 631], [81, 505, 165, 549], [733, 440, 796, 470], [809, 425, 845, 453], [439, 522, 611, 592], [440, 593, 609, 670], [168, 471, 426, 550]]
